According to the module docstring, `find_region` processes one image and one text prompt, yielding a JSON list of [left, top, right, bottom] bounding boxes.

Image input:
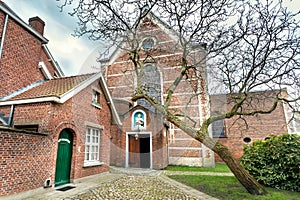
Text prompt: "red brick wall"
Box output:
[[211, 92, 288, 162], [0, 11, 60, 98], [110, 107, 168, 169], [0, 80, 112, 196], [0, 128, 54, 196], [104, 17, 210, 166]]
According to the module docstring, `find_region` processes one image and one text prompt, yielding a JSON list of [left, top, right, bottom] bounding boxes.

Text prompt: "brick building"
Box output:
[[0, 1, 297, 198], [101, 12, 214, 169], [0, 2, 120, 197], [210, 90, 290, 162]]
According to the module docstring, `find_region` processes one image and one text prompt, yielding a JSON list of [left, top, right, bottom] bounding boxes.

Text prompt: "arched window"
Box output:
[[137, 64, 162, 112]]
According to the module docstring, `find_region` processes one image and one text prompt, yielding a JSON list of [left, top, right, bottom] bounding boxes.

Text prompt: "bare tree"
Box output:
[[57, 0, 300, 195]]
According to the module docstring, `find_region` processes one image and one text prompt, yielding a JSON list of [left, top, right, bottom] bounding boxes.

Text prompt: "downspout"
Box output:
[[0, 14, 9, 59]]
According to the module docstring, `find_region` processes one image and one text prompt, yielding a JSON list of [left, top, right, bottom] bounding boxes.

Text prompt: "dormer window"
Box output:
[[92, 89, 101, 108], [142, 38, 155, 50]]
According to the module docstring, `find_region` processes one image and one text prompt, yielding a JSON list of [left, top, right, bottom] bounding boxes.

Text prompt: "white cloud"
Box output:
[[2, 0, 101, 76]]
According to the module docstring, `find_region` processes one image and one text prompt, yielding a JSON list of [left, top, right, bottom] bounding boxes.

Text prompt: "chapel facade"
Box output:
[[101, 13, 214, 169]]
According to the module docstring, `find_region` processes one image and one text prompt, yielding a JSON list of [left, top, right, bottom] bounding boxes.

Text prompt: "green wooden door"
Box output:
[[55, 130, 73, 186]]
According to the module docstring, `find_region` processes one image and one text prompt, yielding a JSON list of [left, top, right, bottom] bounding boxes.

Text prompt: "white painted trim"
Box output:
[[85, 121, 104, 129], [126, 132, 152, 169], [0, 73, 122, 126], [168, 147, 202, 150], [38, 61, 53, 80], [98, 74, 122, 126], [42, 45, 64, 77], [0, 96, 60, 105], [0, 14, 8, 59], [131, 110, 147, 130], [0, 3, 48, 44], [58, 138, 71, 143], [83, 161, 104, 167]]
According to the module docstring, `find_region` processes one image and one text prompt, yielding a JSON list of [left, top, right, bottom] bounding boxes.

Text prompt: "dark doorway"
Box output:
[[128, 134, 151, 168], [139, 136, 150, 168]]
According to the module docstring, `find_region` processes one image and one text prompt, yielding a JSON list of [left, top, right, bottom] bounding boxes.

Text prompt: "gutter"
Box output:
[[0, 73, 102, 106], [0, 96, 62, 106], [0, 73, 122, 126], [0, 14, 8, 59]]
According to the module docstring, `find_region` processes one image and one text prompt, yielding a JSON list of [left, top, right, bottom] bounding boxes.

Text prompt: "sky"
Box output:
[[2, 0, 103, 76], [2, 0, 300, 76]]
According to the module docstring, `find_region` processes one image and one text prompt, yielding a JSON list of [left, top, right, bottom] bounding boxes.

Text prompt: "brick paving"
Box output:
[[68, 167, 218, 200], [1, 168, 219, 200], [70, 175, 201, 200]]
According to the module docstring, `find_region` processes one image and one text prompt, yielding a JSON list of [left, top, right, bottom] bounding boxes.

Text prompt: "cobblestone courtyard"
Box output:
[[69, 175, 202, 200], [6, 168, 219, 200]]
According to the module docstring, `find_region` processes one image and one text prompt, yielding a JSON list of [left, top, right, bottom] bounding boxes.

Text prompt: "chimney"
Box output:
[[29, 16, 45, 36]]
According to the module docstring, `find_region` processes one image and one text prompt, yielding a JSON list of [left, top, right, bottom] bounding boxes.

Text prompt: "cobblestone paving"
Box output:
[[69, 175, 201, 200]]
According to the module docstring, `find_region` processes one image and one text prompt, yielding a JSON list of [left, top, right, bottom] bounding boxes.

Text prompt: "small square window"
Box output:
[[92, 90, 101, 108]]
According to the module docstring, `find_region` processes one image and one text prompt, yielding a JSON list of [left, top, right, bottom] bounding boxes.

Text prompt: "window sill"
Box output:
[[83, 161, 104, 168], [92, 102, 101, 109]]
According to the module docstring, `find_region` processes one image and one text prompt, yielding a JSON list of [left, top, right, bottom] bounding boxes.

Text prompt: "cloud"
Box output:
[[2, 0, 100, 76]]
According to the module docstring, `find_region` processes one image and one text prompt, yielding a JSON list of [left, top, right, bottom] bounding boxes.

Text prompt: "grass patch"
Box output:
[[164, 163, 231, 173], [168, 175, 300, 200]]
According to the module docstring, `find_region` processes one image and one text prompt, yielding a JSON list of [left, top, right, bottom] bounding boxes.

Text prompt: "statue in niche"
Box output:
[[134, 112, 145, 129]]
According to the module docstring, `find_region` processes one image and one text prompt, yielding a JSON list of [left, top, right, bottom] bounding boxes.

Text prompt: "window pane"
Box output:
[[86, 128, 90, 142], [85, 127, 101, 162]]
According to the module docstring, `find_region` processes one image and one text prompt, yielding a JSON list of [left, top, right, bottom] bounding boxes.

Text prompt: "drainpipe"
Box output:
[[7, 104, 14, 127], [0, 14, 9, 59]]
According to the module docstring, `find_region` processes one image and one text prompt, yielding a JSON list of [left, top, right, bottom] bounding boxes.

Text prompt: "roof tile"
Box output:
[[9, 73, 95, 101]]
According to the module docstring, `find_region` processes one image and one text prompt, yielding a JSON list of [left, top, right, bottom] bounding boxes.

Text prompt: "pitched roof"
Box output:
[[0, 73, 122, 125], [9, 73, 94, 101]]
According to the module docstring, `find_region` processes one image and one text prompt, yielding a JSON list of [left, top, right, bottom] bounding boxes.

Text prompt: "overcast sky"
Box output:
[[3, 0, 103, 76], [2, 0, 300, 76]]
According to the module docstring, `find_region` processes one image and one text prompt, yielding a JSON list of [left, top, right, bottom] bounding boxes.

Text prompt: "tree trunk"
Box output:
[[166, 113, 268, 195], [211, 141, 267, 195]]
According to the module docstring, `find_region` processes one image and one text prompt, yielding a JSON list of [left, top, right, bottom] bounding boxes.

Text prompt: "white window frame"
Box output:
[[84, 126, 102, 167], [92, 88, 101, 109]]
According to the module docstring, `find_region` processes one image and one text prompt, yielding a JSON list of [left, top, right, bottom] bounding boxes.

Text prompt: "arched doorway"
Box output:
[[55, 129, 73, 186]]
